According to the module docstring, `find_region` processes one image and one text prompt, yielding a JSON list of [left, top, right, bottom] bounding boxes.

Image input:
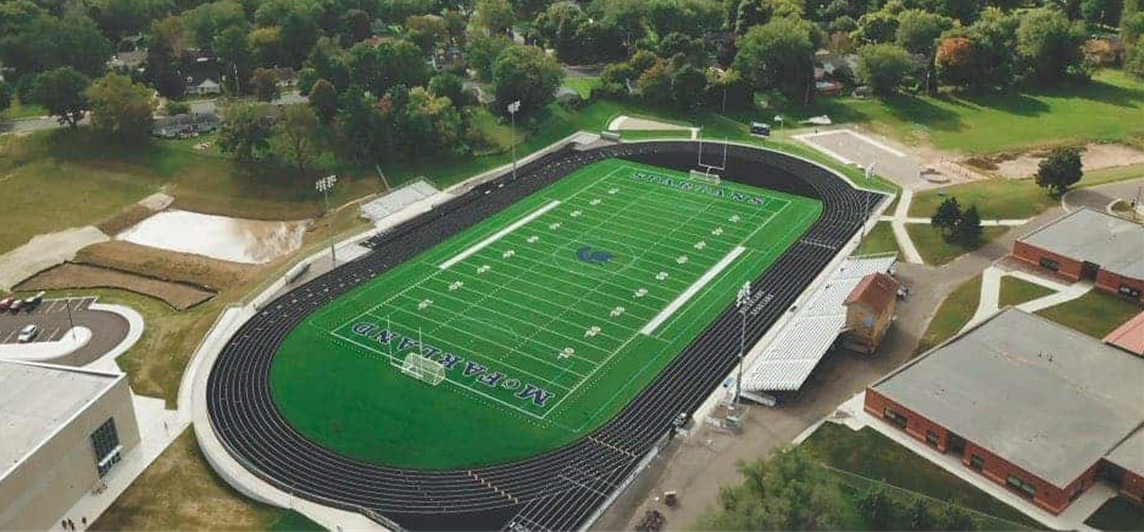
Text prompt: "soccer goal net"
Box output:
[[401, 352, 446, 386], [690, 168, 721, 184]]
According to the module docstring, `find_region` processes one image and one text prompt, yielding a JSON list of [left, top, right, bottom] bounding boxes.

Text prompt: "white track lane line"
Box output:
[[438, 200, 561, 270], [639, 245, 747, 336]]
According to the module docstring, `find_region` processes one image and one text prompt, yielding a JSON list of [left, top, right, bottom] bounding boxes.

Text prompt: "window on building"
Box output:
[[90, 418, 122, 478], [969, 454, 984, 471], [925, 431, 940, 447], [1006, 474, 1036, 499], [1119, 284, 1142, 298], [1039, 257, 1060, 271], [884, 408, 908, 429]]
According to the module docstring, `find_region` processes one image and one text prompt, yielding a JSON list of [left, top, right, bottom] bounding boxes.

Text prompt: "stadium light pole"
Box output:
[[735, 282, 751, 407], [508, 100, 521, 180], [315, 174, 338, 266]]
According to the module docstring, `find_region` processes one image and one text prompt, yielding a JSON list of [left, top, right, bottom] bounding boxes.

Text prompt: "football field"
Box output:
[[270, 158, 821, 469]]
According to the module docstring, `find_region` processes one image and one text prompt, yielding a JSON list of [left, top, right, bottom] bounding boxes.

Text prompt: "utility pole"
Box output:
[[65, 295, 77, 342], [315, 175, 338, 266], [508, 100, 521, 180]]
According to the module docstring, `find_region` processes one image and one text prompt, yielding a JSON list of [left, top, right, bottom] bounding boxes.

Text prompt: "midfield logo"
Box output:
[[576, 245, 613, 265], [350, 322, 555, 408]]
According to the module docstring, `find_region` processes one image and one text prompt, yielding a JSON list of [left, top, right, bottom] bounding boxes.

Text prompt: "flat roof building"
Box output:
[[0, 360, 140, 530], [1013, 208, 1144, 303], [865, 309, 1144, 513]]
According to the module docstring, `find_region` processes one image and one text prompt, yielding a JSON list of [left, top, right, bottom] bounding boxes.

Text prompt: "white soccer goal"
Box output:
[[401, 352, 446, 385]]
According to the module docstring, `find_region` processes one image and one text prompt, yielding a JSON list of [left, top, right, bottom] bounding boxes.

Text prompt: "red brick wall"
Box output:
[[864, 390, 949, 452], [864, 389, 1095, 515], [1096, 270, 1144, 304], [1012, 242, 1083, 282], [1121, 470, 1144, 504]]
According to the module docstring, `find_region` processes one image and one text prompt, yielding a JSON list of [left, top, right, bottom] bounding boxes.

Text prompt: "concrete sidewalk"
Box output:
[[966, 266, 1091, 331]]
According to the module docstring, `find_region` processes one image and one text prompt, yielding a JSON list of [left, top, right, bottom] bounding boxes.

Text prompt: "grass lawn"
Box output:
[[1036, 290, 1142, 338], [0, 97, 47, 121], [564, 76, 600, 99], [909, 162, 1144, 219], [618, 129, 692, 141], [997, 276, 1055, 308], [854, 222, 899, 257], [1085, 496, 1144, 531], [802, 423, 1040, 530], [821, 69, 1144, 154], [906, 224, 1009, 266], [270, 159, 821, 468], [917, 274, 982, 353]]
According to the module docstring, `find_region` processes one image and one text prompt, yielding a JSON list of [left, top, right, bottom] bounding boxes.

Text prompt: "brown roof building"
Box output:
[[841, 272, 898, 354]]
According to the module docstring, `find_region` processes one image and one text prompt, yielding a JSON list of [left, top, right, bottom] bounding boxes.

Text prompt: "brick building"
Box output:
[[865, 309, 1144, 514], [1013, 208, 1144, 303]]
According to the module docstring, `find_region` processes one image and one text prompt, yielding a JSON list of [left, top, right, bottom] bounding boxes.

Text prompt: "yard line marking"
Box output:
[[640, 245, 747, 336], [439, 199, 562, 270]]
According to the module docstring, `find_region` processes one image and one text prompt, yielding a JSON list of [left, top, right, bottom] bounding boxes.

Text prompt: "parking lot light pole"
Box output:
[[315, 175, 338, 266], [735, 282, 751, 407], [65, 295, 76, 342], [508, 101, 521, 180]]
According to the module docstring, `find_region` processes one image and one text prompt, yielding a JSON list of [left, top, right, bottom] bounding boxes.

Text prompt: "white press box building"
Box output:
[[0, 360, 140, 530]]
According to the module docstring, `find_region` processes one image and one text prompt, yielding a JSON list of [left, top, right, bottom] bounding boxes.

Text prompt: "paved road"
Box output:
[[0, 296, 130, 366], [1063, 177, 1144, 213]]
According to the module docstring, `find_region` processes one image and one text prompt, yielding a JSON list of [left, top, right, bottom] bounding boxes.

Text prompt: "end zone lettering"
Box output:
[[351, 322, 556, 408], [630, 171, 764, 205]]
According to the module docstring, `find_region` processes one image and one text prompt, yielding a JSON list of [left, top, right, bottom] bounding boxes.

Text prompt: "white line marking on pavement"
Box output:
[[438, 200, 562, 270], [640, 245, 747, 336]]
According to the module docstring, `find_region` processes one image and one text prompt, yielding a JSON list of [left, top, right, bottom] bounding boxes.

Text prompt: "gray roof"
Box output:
[[872, 308, 1144, 488], [1018, 207, 1144, 279], [1106, 427, 1144, 477], [0, 361, 120, 478]]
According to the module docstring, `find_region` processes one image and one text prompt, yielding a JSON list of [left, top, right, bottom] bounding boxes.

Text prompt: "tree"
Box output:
[[218, 102, 274, 162], [491, 45, 563, 116], [183, 1, 245, 47], [856, 43, 914, 95], [308, 79, 338, 123], [165, 100, 191, 115], [935, 506, 975, 531], [466, 34, 512, 81], [0, 0, 47, 37], [732, 18, 817, 104], [670, 64, 707, 110], [342, 8, 372, 44], [932, 196, 962, 233], [935, 37, 976, 87], [429, 72, 468, 106], [959, 7, 1020, 88], [280, 9, 320, 67], [213, 26, 252, 94], [250, 68, 282, 101], [856, 11, 899, 43], [1128, 42, 1144, 78], [731, 0, 805, 35], [32, 67, 91, 128], [636, 59, 673, 105], [1081, 0, 1122, 27], [955, 204, 983, 243], [1016, 8, 1086, 83], [274, 105, 321, 173], [95, 0, 173, 41], [857, 487, 894, 530], [0, 80, 12, 114], [1123, 0, 1144, 43], [398, 87, 462, 154], [147, 16, 187, 98], [472, 0, 514, 36], [1036, 146, 1083, 197], [906, 498, 934, 530], [896, 10, 954, 56], [0, 14, 112, 79], [85, 73, 157, 139]]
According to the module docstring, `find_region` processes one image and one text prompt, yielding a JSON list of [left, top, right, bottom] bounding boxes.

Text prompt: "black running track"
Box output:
[[206, 141, 885, 532]]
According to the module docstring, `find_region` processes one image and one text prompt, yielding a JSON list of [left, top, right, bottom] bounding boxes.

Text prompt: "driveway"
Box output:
[[1063, 178, 1144, 212], [0, 296, 130, 366]]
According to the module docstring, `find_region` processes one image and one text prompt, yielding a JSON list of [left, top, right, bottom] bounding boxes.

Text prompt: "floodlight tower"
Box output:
[[508, 100, 521, 180], [735, 281, 751, 406], [315, 174, 338, 266]]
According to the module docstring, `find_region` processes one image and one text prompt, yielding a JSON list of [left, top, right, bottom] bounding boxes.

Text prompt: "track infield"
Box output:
[[269, 158, 821, 469]]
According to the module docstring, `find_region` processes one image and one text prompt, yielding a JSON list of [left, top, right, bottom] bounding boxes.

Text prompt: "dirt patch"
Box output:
[[75, 240, 258, 292], [983, 143, 1144, 179], [18, 263, 214, 310], [96, 204, 156, 235]]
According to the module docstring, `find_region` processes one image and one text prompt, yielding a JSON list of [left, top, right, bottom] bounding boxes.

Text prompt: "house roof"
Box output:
[[1104, 310, 1144, 356], [844, 272, 898, 313], [1018, 207, 1144, 280], [870, 308, 1144, 488]]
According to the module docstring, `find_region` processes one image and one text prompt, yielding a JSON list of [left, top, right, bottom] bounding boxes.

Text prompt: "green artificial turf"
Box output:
[[270, 158, 821, 469]]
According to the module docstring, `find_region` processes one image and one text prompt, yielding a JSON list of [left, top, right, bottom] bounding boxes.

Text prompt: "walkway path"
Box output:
[[965, 266, 1091, 331], [889, 189, 924, 264], [1062, 177, 1144, 213]]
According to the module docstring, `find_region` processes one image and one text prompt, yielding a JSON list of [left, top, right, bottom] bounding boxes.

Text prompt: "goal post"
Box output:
[[690, 168, 721, 184], [401, 352, 446, 385]]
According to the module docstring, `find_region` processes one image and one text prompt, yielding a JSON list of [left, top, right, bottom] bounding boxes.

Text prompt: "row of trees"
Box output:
[[700, 446, 988, 531]]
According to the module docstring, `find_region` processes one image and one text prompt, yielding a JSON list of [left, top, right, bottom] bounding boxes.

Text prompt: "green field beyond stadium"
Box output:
[[269, 158, 821, 469]]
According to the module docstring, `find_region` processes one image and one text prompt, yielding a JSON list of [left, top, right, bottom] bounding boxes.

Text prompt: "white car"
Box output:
[[17, 324, 38, 343]]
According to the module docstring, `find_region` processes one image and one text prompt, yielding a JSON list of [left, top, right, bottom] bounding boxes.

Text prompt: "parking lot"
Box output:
[[0, 296, 130, 366]]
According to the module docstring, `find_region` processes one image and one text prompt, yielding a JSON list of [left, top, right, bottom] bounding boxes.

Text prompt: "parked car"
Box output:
[[0, 297, 13, 311], [24, 291, 44, 307], [749, 121, 771, 137], [8, 299, 23, 312], [17, 324, 38, 343]]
